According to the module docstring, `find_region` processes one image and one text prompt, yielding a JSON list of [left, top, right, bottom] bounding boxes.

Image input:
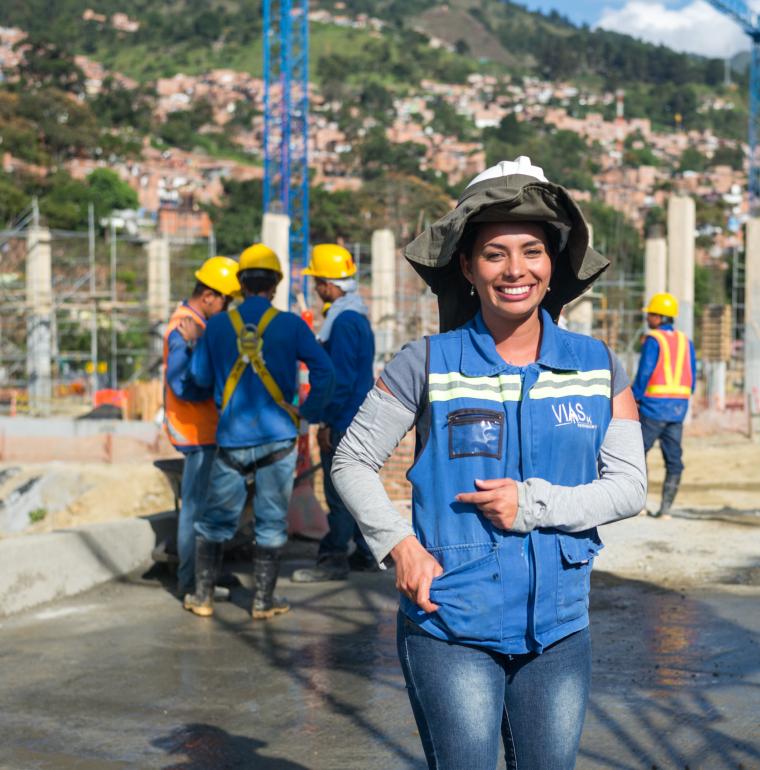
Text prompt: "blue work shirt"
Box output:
[[322, 310, 375, 433], [190, 296, 335, 449], [632, 323, 696, 423]]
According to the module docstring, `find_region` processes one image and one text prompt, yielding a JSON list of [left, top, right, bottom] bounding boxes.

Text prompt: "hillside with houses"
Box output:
[[0, 0, 749, 273]]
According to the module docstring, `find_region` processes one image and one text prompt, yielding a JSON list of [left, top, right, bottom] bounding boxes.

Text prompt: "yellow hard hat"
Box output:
[[195, 256, 240, 297], [302, 243, 357, 279], [644, 292, 679, 317], [239, 243, 282, 275]]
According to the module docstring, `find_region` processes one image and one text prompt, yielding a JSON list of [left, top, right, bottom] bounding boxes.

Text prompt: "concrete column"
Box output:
[[146, 238, 171, 359], [667, 196, 695, 340], [705, 361, 727, 411], [262, 213, 291, 311], [644, 236, 667, 303], [26, 227, 53, 415], [745, 218, 760, 439], [371, 229, 396, 358]]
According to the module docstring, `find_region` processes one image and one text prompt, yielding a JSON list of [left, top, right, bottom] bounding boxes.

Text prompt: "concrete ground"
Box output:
[[1, 510, 759, 770]]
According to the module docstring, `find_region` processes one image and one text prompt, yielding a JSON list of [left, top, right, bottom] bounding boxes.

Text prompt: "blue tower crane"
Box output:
[[262, 0, 309, 308], [707, 0, 760, 206]]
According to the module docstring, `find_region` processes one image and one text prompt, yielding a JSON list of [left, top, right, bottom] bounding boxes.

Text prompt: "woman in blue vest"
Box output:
[[332, 157, 647, 770]]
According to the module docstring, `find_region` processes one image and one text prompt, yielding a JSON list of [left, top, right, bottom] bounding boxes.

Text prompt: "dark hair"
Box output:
[[192, 281, 216, 298], [240, 269, 279, 296], [660, 316, 675, 325]]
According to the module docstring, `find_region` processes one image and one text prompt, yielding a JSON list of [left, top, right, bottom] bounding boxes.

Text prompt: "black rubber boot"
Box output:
[[252, 546, 290, 620], [183, 537, 222, 617], [650, 473, 681, 518], [291, 553, 350, 583]]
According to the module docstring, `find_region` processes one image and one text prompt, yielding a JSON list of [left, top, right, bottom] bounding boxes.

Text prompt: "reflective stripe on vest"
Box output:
[[428, 369, 611, 403], [221, 306, 299, 426], [162, 304, 218, 448], [644, 329, 693, 399]]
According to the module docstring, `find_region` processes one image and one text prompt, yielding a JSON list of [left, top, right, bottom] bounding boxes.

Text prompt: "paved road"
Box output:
[[1, 555, 758, 770]]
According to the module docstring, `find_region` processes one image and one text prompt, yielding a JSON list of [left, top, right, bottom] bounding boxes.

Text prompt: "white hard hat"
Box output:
[[465, 156, 547, 189]]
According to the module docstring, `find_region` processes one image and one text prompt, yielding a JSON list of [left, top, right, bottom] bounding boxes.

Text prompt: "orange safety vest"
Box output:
[[162, 304, 218, 448], [644, 329, 693, 399]]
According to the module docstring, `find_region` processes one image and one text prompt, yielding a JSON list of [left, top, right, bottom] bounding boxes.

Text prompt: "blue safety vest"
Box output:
[[403, 309, 613, 654]]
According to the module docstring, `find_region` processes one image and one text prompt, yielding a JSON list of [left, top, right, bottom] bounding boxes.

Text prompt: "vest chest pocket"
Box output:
[[447, 409, 504, 460]]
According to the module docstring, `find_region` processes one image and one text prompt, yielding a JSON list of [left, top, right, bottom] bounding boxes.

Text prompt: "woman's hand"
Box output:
[[456, 478, 518, 530], [390, 536, 443, 613]]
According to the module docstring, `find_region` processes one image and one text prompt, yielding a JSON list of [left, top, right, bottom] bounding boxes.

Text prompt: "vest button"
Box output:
[[492, 573, 499, 581]]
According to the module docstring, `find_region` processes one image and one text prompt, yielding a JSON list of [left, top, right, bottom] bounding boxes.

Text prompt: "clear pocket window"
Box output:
[[447, 408, 504, 460]]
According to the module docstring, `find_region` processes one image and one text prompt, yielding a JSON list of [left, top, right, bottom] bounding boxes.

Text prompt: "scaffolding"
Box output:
[[0, 201, 213, 416]]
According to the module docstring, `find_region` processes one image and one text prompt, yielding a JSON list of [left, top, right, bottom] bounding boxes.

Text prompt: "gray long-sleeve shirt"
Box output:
[[332, 386, 647, 566]]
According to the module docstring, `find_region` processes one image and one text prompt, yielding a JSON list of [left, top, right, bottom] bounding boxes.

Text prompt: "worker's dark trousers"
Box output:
[[640, 416, 684, 475], [318, 432, 372, 559]]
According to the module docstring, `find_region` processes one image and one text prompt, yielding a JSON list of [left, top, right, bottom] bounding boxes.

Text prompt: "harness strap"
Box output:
[[221, 307, 299, 425], [217, 442, 296, 478]]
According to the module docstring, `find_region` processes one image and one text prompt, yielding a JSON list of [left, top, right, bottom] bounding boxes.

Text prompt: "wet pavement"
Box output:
[[0, 554, 758, 769]]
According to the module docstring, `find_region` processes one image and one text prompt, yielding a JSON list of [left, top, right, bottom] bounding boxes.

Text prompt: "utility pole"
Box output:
[[88, 203, 98, 396], [110, 217, 117, 389]]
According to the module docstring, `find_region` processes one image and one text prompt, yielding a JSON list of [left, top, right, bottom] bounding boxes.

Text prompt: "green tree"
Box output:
[[679, 147, 708, 173], [581, 201, 643, 275], [711, 145, 743, 170], [206, 179, 264, 255], [16, 89, 99, 161], [0, 175, 29, 225], [38, 171, 92, 230], [15, 37, 85, 95], [87, 168, 138, 221], [91, 78, 153, 131]]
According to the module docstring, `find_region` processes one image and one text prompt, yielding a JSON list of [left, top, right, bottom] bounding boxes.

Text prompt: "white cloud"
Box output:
[[596, 1, 754, 58]]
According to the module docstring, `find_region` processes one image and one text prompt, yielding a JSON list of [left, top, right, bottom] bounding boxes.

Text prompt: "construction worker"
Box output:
[[632, 292, 696, 518], [163, 256, 240, 596], [183, 243, 335, 619], [292, 244, 376, 583]]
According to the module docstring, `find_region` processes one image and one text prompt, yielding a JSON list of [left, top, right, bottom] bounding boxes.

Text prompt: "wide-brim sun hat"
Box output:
[[403, 156, 610, 332]]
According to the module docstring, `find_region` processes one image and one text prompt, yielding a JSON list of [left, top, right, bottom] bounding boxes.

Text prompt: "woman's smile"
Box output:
[[493, 283, 536, 301]]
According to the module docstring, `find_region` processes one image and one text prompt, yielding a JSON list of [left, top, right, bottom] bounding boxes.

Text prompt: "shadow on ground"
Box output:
[[152, 723, 309, 769]]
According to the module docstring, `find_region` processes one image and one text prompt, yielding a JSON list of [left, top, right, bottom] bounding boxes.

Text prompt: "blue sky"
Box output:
[[516, 1, 757, 57]]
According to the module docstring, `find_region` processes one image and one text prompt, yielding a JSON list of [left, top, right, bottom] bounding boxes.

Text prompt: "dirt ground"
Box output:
[[645, 432, 760, 511], [0, 463, 175, 537]]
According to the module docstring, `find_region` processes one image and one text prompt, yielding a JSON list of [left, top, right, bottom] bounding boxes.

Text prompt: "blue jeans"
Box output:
[[318, 434, 372, 560], [397, 613, 591, 770], [640, 415, 684, 475], [195, 440, 296, 548], [177, 446, 216, 590]]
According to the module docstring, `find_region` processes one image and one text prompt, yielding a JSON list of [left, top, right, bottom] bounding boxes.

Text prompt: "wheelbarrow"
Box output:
[[151, 455, 327, 567]]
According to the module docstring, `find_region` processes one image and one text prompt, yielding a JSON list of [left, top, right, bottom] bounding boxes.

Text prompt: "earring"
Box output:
[[470, 284, 475, 297], [547, 286, 552, 292]]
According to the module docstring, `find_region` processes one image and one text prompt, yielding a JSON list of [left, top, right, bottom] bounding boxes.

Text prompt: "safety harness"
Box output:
[[217, 442, 296, 479], [221, 306, 299, 425]]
